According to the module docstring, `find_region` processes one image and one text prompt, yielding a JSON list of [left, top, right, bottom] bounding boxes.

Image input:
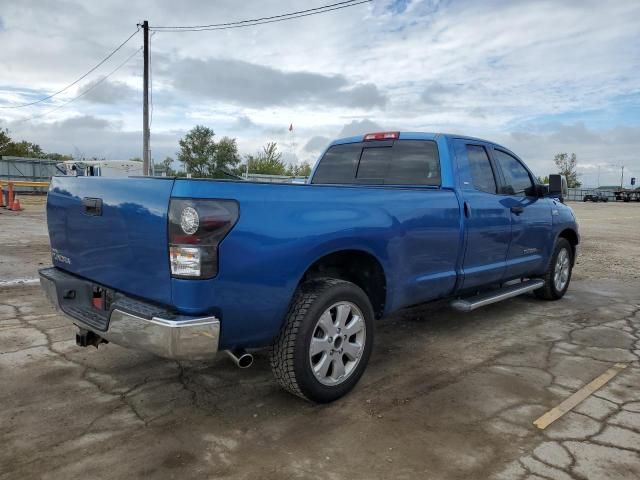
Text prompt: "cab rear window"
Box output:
[[311, 144, 361, 184], [311, 140, 440, 186]]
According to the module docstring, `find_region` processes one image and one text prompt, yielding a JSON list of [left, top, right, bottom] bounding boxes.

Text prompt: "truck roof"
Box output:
[[330, 132, 494, 146]]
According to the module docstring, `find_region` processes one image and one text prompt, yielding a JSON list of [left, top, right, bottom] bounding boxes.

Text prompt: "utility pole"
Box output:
[[620, 165, 624, 190], [142, 20, 150, 175]]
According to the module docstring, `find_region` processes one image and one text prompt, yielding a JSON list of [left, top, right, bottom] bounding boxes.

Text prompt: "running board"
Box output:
[[450, 279, 545, 312]]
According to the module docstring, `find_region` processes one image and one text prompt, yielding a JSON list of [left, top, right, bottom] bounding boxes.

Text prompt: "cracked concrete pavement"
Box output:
[[1, 200, 639, 479]]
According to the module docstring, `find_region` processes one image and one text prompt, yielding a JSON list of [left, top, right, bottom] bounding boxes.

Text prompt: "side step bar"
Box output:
[[450, 279, 544, 312]]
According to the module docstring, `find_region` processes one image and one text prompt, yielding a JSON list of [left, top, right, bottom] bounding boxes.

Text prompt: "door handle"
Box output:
[[510, 205, 524, 215], [463, 201, 471, 218]]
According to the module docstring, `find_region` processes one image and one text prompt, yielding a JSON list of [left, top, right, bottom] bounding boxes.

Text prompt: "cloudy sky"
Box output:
[[1, 0, 639, 186]]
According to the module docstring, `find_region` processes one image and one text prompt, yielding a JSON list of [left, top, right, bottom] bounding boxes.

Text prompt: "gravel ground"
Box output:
[[1, 197, 639, 479], [570, 202, 640, 282]]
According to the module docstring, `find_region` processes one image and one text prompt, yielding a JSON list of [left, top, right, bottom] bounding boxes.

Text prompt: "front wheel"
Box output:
[[535, 238, 573, 300], [270, 278, 374, 403]]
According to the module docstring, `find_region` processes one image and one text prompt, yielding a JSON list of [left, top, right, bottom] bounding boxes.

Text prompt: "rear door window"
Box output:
[[465, 145, 497, 193], [312, 140, 440, 185]]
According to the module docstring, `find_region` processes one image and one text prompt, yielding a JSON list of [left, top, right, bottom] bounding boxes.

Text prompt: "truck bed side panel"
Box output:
[[170, 180, 461, 348]]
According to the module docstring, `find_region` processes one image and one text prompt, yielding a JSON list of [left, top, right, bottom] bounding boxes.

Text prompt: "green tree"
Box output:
[[246, 142, 287, 175], [2, 139, 44, 157], [178, 125, 216, 177], [43, 152, 73, 161], [537, 175, 549, 184], [553, 153, 581, 188], [212, 137, 241, 178], [0, 127, 70, 159], [0, 128, 11, 155], [286, 161, 312, 177], [159, 156, 176, 176], [177, 126, 241, 178]]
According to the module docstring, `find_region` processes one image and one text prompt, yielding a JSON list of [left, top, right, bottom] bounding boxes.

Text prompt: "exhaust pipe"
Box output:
[[225, 349, 254, 369]]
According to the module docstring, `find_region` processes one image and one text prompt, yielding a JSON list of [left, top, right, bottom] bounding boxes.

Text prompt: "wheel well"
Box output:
[[301, 250, 386, 319], [558, 228, 579, 258]]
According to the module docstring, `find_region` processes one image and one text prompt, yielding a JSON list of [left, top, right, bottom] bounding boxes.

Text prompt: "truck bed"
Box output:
[[47, 176, 462, 347]]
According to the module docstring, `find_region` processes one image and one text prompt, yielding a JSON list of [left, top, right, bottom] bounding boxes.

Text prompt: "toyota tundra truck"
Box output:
[[39, 132, 578, 403]]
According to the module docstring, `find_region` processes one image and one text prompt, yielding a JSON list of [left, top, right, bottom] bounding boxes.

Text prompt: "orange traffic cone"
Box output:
[[7, 182, 14, 210], [11, 194, 22, 211]]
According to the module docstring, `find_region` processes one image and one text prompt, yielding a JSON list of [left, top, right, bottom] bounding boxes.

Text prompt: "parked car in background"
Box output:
[[40, 132, 578, 402], [583, 191, 609, 202]]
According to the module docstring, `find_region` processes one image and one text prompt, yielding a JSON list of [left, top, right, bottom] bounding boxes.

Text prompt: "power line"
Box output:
[[14, 47, 143, 124], [151, 0, 364, 30], [151, 0, 370, 32], [0, 28, 140, 109]]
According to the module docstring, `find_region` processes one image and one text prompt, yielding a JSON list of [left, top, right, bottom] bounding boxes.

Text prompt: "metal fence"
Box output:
[[566, 188, 616, 202], [0, 156, 59, 182]]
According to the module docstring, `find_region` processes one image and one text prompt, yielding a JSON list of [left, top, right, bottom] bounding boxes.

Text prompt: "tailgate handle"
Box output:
[[82, 197, 103, 216]]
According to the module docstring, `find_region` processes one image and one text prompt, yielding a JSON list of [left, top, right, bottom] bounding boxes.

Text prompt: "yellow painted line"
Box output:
[[534, 363, 628, 429], [0, 180, 50, 187]]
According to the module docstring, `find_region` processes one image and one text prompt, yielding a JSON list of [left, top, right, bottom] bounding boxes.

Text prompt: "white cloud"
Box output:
[[0, 0, 638, 179], [164, 56, 387, 108], [77, 78, 138, 104]]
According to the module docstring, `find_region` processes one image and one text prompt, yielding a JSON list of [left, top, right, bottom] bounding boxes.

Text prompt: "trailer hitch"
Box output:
[[75, 328, 108, 349]]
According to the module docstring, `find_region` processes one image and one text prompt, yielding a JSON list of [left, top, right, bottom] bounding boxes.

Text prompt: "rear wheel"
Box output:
[[270, 278, 374, 403], [535, 238, 573, 300]]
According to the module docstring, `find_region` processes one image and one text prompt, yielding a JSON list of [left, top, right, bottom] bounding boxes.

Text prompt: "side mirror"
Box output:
[[548, 174, 568, 203]]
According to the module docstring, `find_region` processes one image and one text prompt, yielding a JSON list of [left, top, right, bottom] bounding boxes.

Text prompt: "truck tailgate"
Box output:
[[46, 176, 174, 305]]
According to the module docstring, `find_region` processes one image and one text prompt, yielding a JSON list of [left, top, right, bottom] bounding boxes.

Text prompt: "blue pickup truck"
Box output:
[[40, 132, 578, 402]]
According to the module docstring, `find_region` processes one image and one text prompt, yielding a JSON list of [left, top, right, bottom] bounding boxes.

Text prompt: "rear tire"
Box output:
[[270, 278, 374, 403], [535, 238, 573, 300]]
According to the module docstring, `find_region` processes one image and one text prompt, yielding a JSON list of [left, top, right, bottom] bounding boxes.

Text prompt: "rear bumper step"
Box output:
[[39, 267, 220, 360], [450, 279, 544, 312]]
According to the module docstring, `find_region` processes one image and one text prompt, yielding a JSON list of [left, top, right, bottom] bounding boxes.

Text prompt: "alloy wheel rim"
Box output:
[[553, 248, 570, 292], [309, 301, 366, 386]]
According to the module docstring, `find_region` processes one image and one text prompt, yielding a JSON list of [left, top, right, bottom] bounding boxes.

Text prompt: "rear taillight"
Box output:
[[363, 131, 399, 141], [168, 199, 239, 279]]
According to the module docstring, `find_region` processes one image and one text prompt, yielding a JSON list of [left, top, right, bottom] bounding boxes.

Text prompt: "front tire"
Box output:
[[270, 278, 374, 403], [535, 238, 573, 300]]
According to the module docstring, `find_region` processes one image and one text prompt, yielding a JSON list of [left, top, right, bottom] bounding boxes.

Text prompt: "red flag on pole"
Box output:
[[289, 123, 293, 131]]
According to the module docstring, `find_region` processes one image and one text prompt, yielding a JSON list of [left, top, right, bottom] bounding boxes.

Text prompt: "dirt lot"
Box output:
[[1, 199, 639, 479]]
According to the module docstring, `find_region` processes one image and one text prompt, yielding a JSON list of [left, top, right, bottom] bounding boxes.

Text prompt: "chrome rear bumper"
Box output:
[[39, 268, 220, 360]]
